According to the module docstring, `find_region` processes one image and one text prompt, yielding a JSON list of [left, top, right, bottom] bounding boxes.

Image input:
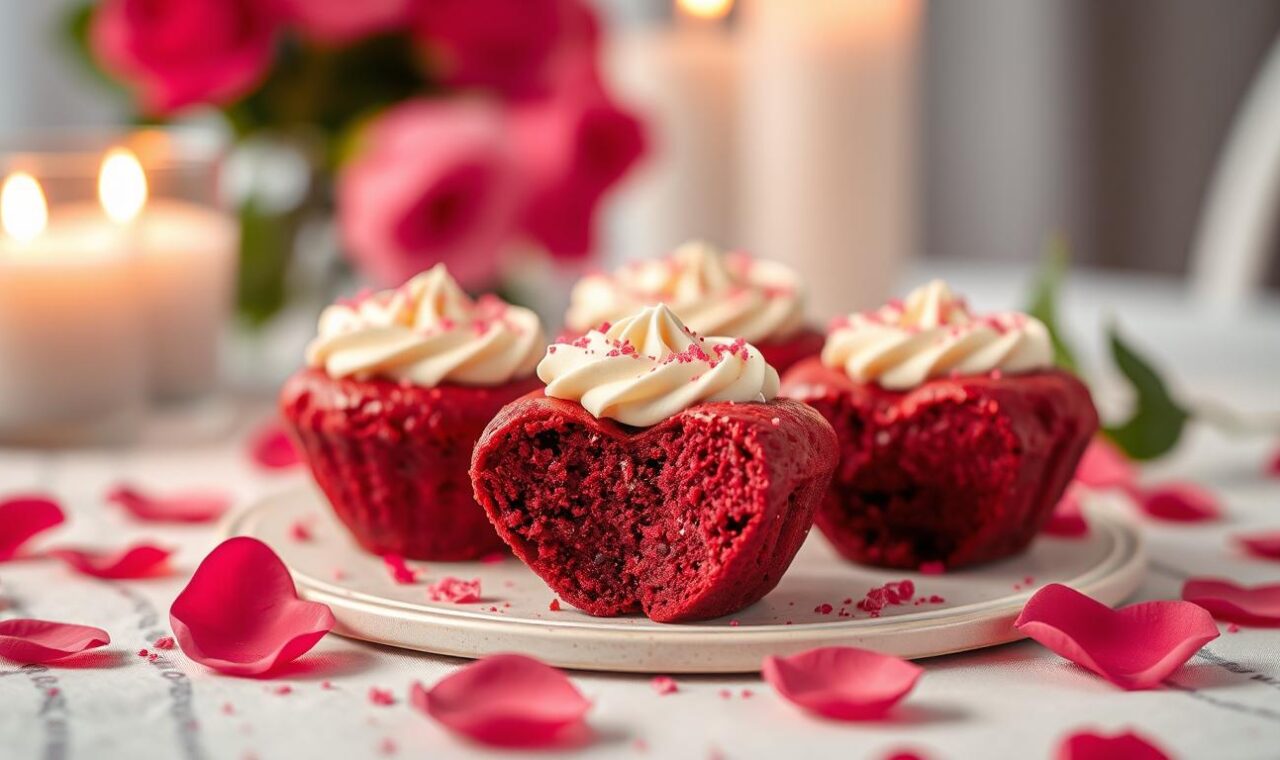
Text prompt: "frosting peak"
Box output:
[[306, 265, 545, 387], [565, 241, 806, 343], [821, 280, 1053, 390], [538, 304, 780, 427]]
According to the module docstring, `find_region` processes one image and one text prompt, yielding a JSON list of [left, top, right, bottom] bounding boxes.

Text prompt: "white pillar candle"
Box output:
[[0, 179, 146, 445], [738, 0, 921, 320], [605, 0, 737, 265]]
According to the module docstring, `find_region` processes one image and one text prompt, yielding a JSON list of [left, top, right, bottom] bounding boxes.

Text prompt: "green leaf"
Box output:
[[1025, 235, 1079, 372], [235, 200, 296, 326], [1102, 323, 1191, 460]]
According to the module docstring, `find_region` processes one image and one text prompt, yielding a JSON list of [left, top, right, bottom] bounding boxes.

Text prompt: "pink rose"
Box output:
[[414, 0, 578, 98], [338, 99, 522, 289], [90, 0, 279, 115], [280, 0, 412, 44], [510, 83, 647, 259]]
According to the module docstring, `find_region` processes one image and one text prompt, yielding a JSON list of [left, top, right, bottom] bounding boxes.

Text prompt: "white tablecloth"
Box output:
[[2, 267, 1279, 760]]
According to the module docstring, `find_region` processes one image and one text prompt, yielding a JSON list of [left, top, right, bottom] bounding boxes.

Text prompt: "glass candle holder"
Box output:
[[0, 127, 237, 446]]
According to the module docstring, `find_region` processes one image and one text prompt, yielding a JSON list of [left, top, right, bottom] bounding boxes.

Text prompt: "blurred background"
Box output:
[[0, 0, 1277, 444]]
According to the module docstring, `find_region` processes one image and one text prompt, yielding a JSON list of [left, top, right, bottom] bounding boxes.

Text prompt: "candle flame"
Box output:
[[99, 147, 147, 225], [1, 172, 48, 243], [678, 0, 732, 21]]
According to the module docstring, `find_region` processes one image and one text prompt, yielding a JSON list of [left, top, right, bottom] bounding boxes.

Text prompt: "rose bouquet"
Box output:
[[66, 0, 646, 322]]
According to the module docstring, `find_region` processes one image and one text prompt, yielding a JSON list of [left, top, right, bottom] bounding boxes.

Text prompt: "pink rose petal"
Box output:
[[1015, 583, 1219, 690], [1056, 728, 1171, 760], [107, 484, 229, 524], [0, 619, 110, 664], [1044, 485, 1089, 537], [248, 422, 301, 470], [170, 536, 335, 676], [48, 543, 173, 579], [411, 654, 591, 748], [0, 495, 65, 561], [761, 647, 923, 720], [1135, 481, 1220, 522], [1182, 578, 1280, 627], [1075, 438, 1137, 490], [1235, 531, 1280, 561], [426, 576, 481, 604]]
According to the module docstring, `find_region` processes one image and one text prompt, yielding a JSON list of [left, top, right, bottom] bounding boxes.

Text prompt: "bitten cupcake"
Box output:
[[563, 240, 824, 373], [780, 280, 1098, 570], [470, 304, 837, 623], [280, 264, 545, 560]]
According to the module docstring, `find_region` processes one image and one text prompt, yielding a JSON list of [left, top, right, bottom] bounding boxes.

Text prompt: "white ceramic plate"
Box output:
[[227, 487, 1145, 674]]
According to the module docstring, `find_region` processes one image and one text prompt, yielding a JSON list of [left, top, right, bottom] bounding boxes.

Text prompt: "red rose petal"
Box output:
[[1074, 439, 1136, 490], [169, 536, 335, 676], [1135, 481, 1220, 522], [1056, 728, 1171, 760], [1235, 531, 1280, 561], [1015, 583, 1219, 690], [249, 422, 301, 470], [107, 484, 229, 524], [0, 619, 110, 663], [1182, 578, 1280, 627], [761, 647, 923, 720], [0, 495, 65, 561], [411, 654, 591, 748], [426, 577, 481, 604], [1044, 485, 1089, 537], [49, 543, 173, 579]]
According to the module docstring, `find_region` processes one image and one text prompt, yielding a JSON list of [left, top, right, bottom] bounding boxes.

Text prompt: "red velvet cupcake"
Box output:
[[471, 304, 837, 623], [280, 265, 545, 560], [562, 240, 823, 373], [780, 281, 1099, 570]]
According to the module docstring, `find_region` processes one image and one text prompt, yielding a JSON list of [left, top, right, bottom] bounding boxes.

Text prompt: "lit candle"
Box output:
[[738, 0, 921, 320], [0, 171, 147, 445], [605, 0, 738, 263]]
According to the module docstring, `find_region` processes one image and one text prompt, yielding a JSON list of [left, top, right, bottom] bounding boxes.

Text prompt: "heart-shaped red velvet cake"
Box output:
[[781, 360, 1098, 569], [470, 395, 837, 623]]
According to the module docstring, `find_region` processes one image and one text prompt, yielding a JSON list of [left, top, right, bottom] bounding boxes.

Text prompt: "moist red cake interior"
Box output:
[[472, 397, 835, 622]]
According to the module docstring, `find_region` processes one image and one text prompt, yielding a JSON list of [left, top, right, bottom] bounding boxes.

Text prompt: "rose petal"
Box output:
[[248, 422, 301, 470], [1015, 583, 1219, 690], [1182, 578, 1280, 627], [412, 654, 591, 747], [0, 619, 110, 664], [1135, 481, 1220, 522], [170, 536, 335, 676], [1236, 530, 1280, 561], [761, 647, 923, 720], [1075, 439, 1136, 490], [107, 484, 229, 524], [1055, 729, 1171, 760], [0, 495, 65, 561], [1043, 485, 1089, 538], [48, 544, 173, 579], [426, 577, 481, 604]]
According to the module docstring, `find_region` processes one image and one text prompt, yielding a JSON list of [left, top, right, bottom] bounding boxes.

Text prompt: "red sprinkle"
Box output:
[[651, 676, 678, 695], [152, 636, 176, 650], [273, 685, 292, 696], [814, 603, 834, 615], [289, 521, 312, 542], [728, 619, 740, 627], [1227, 623, 1241, 633], [382, 554, 418, 584], [368, 687, 395, 706], [137, 648, 150, 658], [221, 702, 235, 715], [549, 599, 562, 612], [379, 738, 397, 755], [321, 681, 335, 690], [425, 576, 481, 604]]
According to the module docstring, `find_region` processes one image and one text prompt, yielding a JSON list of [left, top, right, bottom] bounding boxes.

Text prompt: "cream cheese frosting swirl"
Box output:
[[821, 280, 1053, 390], [306, 264, 545, 387], [538, 303, 780, 427], [565, 241, 806, 343]]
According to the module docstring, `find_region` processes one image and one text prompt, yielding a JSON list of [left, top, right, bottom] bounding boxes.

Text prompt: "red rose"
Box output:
[[510, 82, 647, 259], [337, 99, 522, 289], [90, 0, 279, 115], [280, 0, 412, 44]]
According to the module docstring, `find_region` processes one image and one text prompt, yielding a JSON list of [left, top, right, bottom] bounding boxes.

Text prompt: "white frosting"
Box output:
[[564, 241, 805, 343], [538, 303, 780, 427], [306, 265, 545, 387], [821, 280, 1053, 390]]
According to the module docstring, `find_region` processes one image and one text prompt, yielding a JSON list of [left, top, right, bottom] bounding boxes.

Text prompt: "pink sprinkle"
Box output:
[[741, 689, 754, 698], [379, 738, 397, 756], [273, 685, 292, 696], [332, 567, 348, 581], [382, 554, 418, 584], [137, 648, 150, 658], [152, 636, 176, 650], [368, 687, 395, 706], [651, 676, 678, 695], [148, 653, 159, 662], [815, 603, 833, 615], [1227, 623, 1241, 633], [321, 681, 335, 690], [549, 599, 562, 611], [728, 619, 740, 627], [425, 576, 482, 604], [919, 561, 946, 575], [718, 689, 732, 699], [289, 521, 312, 542], [929, 595, 945, 604], [47, 688, 59, 697], [221, 702, 235, 715]]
